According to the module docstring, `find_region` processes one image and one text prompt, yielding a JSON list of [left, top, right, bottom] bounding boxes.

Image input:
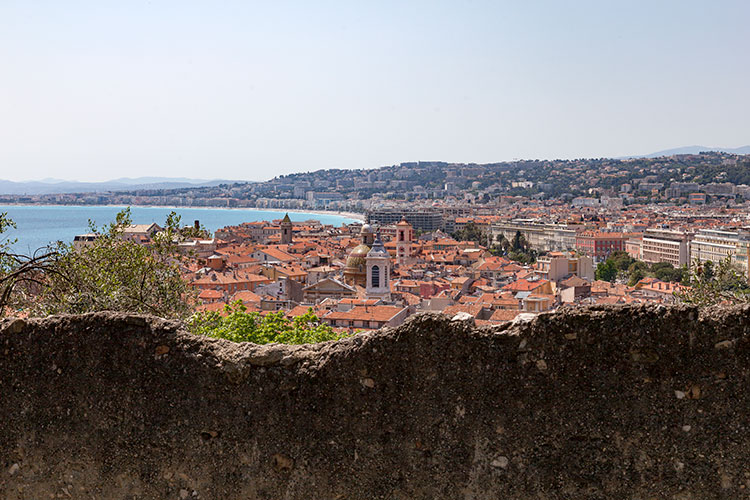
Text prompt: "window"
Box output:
[[371, 265, 380, 288]]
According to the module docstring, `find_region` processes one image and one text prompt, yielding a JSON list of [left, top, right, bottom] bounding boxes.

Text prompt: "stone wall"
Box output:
[[1, 305, 749, 499]]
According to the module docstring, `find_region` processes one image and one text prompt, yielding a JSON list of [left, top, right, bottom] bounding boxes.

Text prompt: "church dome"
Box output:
[[343, 243, 370, 287], [346, 244, 371, 268]]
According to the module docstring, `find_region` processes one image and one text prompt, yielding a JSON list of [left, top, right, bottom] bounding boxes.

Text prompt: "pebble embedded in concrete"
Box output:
[[272, 453, 294, 472], [721, 475, 732, 489], [491, 456, 509, 469], [714, 340, 733, 350]]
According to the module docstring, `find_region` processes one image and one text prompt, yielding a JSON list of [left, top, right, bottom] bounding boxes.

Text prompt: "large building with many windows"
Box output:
[[535, 253, 594, 282], [689, 229, 750, 277], [640, 229, 689, 267], [575, 231, 630, 262], [366, 209, 443, 232], [491, 220, 579, 252]]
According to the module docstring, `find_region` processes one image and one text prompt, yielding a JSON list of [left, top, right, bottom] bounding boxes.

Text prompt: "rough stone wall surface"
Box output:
[[0, 305, 749, 499]]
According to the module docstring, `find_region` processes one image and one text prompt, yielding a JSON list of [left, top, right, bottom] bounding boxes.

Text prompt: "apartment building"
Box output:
[[625, 236, 642, 260], [575, 231, 630, 262], [640, 229, 689, 267], [689, 229, 750, 276], [367, 209, 443, 232], [688, 193, 707, 205], [491, 220, 578, 252], [535, 253, 594, 282]]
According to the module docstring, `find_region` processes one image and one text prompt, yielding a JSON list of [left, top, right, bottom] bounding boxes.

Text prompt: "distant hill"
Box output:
[[629, 145, 750, 159], [0, 177, 242, 196]]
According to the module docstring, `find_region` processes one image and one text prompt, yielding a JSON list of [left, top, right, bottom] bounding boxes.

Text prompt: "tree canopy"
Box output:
[[677, 257, 750, 306], [451, 222, 488, 246], [34, 208, 193, 319], [595, 251, 688, 285], [0, 212, 57, 314], [188, 301, 347, 344]]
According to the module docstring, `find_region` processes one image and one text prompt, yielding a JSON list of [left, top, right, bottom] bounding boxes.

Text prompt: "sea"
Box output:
[[0, 205, 360, 254]]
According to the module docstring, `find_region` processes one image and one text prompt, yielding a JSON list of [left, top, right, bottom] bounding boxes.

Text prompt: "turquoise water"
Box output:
[[0, 205, 358, 253]]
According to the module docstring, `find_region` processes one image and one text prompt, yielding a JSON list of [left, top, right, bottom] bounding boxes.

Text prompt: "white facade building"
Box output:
[[366, 234, 392, 300], [641, 229, 689, 267]]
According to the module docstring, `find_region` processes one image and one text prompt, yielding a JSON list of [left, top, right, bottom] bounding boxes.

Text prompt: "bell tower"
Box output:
[[396, 217, 413, 267], [366, 233, 391, 301], [280, 213, 293, 245]]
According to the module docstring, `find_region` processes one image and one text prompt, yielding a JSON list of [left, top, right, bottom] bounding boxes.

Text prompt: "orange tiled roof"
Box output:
[[489, 309, 522, 322], [324, 305, 406, 323]]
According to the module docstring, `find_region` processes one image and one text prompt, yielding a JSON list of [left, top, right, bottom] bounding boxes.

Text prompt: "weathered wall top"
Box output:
[[1, 305, 749, 499]]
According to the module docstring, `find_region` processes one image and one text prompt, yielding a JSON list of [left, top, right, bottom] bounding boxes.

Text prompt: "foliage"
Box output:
[[511, 230, 528, 252], [0, 213, 57, 315], [595, 251, 689, 285], [0, 213, 17, 280], [595, 250, 636, 283], [608, 251, 635, 272], [508, 249, 537, 265], [496, 233, 509, 248], [166, 211, 212, 240], [188, 301, 347, 344], [451, 222, 488, 246], [677, 257, 750, 306], [491, 231, 537, 264], [595, 259, 618, 282], [35, 208, 193, 319], [651, 261, 689, 283], [627, 261, 649, 286]]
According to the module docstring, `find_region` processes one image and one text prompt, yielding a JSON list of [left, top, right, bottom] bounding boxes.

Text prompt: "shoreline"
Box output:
[[0, 203, 365, 223]]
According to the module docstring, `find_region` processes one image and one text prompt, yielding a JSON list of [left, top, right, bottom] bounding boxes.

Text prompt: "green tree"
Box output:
[[36, 208, 193, 319], [451, 222, 487, 246], [188, 301, 347, 344], [701, 260, 715, 282], [0, 213, 57, 315], [490, 234, 512, 257], [677, 257, 750, 306], [595, 259, 618, 282], [650, 261, 686, 283], [511, 230, 528, 252], [494, 231, 537, 264], [508, 249, 538, 265], [609, 251, 634, 272], [627, 261, 649, 286], [496, 234, 510, 251]]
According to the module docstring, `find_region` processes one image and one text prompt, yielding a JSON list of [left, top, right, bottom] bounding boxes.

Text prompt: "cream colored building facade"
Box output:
[[641, 229, 689, 267], [689, 229, 750, 277]]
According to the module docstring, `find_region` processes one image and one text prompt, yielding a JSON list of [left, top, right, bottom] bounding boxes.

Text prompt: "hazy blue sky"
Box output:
[[1, 1, 748, 182]]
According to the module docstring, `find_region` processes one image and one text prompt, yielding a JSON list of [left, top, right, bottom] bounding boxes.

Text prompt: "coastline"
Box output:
[[0, 203, 365, 223]]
